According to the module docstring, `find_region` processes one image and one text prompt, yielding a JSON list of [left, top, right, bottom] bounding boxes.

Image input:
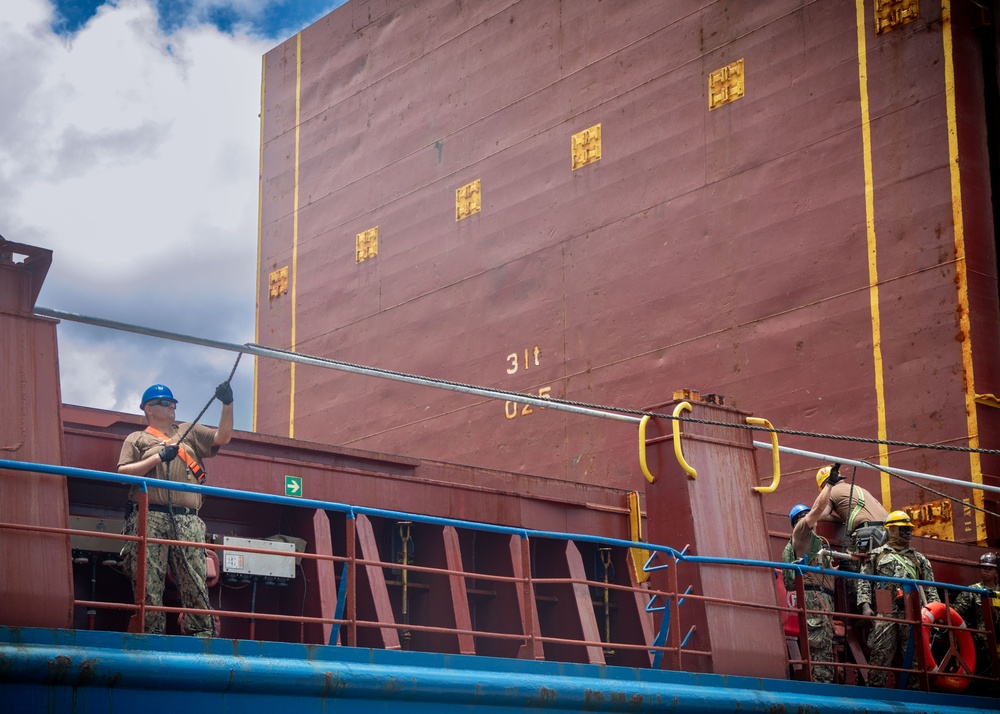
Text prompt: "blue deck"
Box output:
[[0, 626, 994, 713]]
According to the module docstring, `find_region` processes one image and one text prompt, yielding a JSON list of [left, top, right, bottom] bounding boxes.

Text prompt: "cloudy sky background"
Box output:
[[1, 0, 346, 430]]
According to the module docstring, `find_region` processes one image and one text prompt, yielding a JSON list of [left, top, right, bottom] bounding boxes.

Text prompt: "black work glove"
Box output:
[[215, 381, 234, 405], [826, 463, 844, 486], [158, 443, 179, 463]]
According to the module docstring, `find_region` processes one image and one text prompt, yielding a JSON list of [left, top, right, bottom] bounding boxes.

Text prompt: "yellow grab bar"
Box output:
[[672, 402, 697, 480], [639, 415, 655, 483], [627, 491, 650, 584], [747, 416, 781, 493]]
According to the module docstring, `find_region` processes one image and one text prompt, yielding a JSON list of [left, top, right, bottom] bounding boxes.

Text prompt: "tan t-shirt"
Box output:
[[829, 482, 889, 532], [119, 422, 219, 510]]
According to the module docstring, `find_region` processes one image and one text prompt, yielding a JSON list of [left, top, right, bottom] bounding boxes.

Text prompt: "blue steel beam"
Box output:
[[0, 627, 995, 713]]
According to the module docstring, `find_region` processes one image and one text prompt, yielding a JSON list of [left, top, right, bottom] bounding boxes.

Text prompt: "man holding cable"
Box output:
[[782, 478, 836, 683], [118, 381, 233, 637], [814, 463, 889, 608]]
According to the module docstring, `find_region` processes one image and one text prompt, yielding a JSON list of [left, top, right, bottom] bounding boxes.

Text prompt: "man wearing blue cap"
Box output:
[[118, 381, 233, 637]]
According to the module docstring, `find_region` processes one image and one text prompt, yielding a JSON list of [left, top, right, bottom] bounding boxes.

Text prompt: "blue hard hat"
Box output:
[[140, 384, 176, 409], [789, 504, 810, 527]]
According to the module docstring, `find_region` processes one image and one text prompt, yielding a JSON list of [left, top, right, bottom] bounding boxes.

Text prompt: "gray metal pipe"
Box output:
[[752, 440, 1000, 496], [34, 306, 636, 423]]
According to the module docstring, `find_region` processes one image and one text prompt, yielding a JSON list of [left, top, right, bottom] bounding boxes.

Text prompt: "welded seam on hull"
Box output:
[[254, 55, 266, 434], [855, 0, 891, 505], [290, 32, 302, 439], [941, 0, 986, 542]]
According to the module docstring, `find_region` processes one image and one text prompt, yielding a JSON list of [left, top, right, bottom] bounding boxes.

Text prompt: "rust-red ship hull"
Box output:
[[256, 0, 1000, 543]]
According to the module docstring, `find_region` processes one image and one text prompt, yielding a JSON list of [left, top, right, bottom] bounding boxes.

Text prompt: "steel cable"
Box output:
[[249, 342, 1000, 457]]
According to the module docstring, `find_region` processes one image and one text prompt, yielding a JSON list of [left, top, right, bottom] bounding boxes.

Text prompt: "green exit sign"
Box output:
[[285, 475, 302, 498]]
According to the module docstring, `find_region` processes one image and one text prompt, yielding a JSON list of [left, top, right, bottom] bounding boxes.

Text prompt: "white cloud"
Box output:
[[0, 0, 276, 429]]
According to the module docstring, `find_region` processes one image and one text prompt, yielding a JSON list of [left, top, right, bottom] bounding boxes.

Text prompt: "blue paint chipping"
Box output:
[[1, 627, 996, 713]]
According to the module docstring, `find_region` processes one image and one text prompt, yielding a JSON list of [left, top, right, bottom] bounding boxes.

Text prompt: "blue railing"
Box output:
[[1, 457, 996, 691], [3, 458, 989, 598]]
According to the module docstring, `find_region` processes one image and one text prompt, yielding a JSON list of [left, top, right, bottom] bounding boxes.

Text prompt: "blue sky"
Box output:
[[49, 0, 344, 38], [0, 0, 346, 430]]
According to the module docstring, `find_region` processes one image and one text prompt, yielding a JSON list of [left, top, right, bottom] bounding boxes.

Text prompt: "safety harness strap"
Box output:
[[881, 550, 919, 580], [846, 487, 865, 533], [145, 426, 206, 484]]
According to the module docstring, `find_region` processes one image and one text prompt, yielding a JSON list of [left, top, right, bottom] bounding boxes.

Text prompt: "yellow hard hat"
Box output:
[[815, 466, 832, 491], [884, 510, 913, 528]]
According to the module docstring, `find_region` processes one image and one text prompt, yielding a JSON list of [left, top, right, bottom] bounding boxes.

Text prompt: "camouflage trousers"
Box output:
[[122, 510, 215, 637], [866, 616, 919, 689], [804, 590, 835, 684]]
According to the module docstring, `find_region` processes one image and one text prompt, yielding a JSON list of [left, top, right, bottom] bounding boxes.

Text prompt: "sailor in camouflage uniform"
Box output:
[[118, 382, 234, 637], [952, 551, 999, 686], [782, 480, 836, 683], [857, 510, 939, 688]]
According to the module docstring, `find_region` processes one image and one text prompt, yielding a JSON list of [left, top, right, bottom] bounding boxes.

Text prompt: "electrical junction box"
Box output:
[[222, 536, 296, 579], [70, 515, 127, 554]]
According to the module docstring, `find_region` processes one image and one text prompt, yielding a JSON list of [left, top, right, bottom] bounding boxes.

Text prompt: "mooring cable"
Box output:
[[34, 306, 1000, 501]]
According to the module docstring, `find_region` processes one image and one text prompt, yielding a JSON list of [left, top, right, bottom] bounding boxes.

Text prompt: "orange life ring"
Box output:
[[920, 602, 976, 693]]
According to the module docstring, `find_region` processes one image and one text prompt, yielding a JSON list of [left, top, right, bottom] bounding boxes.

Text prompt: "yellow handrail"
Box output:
[[638, 415, 655, 483], [747, 416, 781, 493], [627, 491, 650, 583], [672, 402, 697, 479]]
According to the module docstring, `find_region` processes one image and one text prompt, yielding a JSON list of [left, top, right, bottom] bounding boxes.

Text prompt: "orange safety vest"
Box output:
[[145, 426, 207, 484]]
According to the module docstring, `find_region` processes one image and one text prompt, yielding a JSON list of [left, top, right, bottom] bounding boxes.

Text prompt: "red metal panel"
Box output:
[[354, 513, 400, 649], [952, 0, 1000, 543], [513, 534, 543, 661], [643, 398, 787, 678], [464, 531, 526, 659], [408, 524, 475, 655], [533, 539, 605, 665], [0, 246, 72, 629], [303, 511, 337, 644], [442, 526, 475, 655], [257, 30, 302, 439]]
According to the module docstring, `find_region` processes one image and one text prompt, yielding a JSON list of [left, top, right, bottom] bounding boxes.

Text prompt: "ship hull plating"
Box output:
[[255, 1, 999, 541]]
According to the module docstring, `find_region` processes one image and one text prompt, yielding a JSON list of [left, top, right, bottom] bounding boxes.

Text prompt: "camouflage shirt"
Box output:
[[857, 543, 939, 611], [952, 581, 1000, 643]]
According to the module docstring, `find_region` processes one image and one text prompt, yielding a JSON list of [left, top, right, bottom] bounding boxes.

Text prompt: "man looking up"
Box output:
[[118, 381, 233, 637]]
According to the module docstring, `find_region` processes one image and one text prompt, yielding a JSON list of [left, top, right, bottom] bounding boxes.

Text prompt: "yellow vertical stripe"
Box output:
[[941, 1, 985, 542], [253, 55, 265, 434], [855, 0, 891, 505], [290, 33, 301, 439]]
